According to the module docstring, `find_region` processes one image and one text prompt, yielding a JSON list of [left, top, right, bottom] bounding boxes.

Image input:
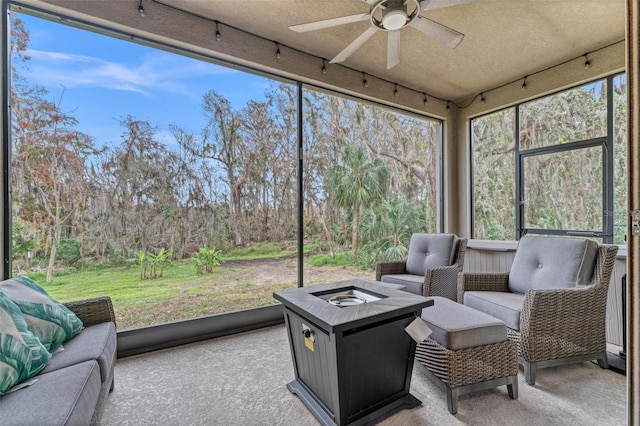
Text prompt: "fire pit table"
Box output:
[[273, 278, 433, 426]]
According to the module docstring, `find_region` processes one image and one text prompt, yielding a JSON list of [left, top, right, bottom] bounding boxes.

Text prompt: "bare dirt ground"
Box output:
[[220, 256, 375, 286]]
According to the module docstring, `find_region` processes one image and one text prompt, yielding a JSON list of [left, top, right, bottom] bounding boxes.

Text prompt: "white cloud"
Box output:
[[24, 48, 238, 96]]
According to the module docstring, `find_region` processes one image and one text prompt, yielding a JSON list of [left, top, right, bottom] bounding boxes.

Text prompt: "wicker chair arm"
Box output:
[[64, 296, 117, 328], [457, 272, 509, 303], [424, 264, 463, 300], [521, 285, 606, 333], [519, 285, 608, 361], [375, 261, 407, 281]]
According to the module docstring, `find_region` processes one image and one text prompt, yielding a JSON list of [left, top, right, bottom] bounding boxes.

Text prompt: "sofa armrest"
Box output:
[[457, 272, 509, 303], [65, 296, 117, 328], [375, 261, 407, 281]]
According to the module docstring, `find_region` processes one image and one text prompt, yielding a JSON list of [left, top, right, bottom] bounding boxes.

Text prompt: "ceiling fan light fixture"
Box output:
[[382, 9, 408, 31]]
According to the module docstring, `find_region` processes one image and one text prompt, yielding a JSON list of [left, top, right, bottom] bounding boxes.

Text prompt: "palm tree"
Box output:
[[327, 143, 389, 256], [360, 198, 427, 265]]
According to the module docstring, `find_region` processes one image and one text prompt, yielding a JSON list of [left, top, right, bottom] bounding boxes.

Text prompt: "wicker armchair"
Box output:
[[376, 233, 467, 300], [458, 236, 618, 385]]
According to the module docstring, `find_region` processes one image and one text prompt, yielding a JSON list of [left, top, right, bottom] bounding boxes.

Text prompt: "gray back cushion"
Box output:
[[405, 233, 456, 276], [508, 236, 599, 294]]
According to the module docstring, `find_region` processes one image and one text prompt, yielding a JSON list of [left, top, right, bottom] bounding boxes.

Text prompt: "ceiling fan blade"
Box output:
[[330, 26, 378, 64], [387, 31, 401, 69], [289, 13, 370, 32], [419, 0, 478, 12], [410, 16, 464, 48]]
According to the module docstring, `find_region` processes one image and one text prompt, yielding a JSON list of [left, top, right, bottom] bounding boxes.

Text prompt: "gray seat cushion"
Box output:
[[39, 322, 116, 383], [421, 296, 507, 350], [0, 360, 101, 426], [380, 274, 424, 295], [463, 291, 525, 331], [406, 233, 456, 276], [508, 236, 599, 294]]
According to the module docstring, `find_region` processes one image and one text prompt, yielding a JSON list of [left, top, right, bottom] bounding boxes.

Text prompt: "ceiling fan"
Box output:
[[289, 0, 476, 70]]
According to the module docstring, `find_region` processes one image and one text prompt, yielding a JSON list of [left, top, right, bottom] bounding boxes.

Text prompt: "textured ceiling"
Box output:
[[157, 0, 625, 102]]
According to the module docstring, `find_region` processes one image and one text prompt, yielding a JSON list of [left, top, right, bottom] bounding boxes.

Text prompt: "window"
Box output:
[[10, 13, 298, 329], [519, 81, 607, 149], [471, 77, 624, 243], [8, 12, 444, 329], [613, 74, 628, 244], [301, 88, 441, 283], [471, 108, 516, 240]]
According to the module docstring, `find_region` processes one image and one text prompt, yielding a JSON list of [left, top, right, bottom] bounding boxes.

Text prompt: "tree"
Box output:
[[359, 198, 426, 265], [12, 87, 98, 282], [327, 143, 389, 256], [100, 117, 182, 258]]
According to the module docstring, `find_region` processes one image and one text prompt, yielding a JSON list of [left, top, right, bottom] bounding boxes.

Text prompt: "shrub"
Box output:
[[191, 246, 223, 274]]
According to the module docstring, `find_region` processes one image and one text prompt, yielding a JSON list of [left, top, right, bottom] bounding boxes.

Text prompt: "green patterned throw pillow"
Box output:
[[0, 291, 51, 394], [0, 276, 83, 351]]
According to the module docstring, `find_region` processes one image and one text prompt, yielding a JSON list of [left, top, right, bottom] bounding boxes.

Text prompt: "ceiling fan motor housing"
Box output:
[[373, 0, 421, 31], [382, 0, 408, 30]]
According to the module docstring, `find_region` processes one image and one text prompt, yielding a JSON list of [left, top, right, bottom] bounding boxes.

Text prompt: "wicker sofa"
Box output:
[[458, 236, 618, 385], [0, 296, 117, 425]]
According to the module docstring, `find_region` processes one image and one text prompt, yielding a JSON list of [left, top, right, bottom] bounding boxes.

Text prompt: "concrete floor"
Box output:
[[101, 325, 627, 426]]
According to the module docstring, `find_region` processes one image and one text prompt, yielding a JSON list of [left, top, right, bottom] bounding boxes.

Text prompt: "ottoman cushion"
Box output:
[[421, 296, 507, 350]]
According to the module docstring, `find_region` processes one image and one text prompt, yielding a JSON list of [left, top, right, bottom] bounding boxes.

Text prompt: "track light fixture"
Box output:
[[362, 72, 368, 88], [423, 94, 428, 106], [215, 21, 221, 41], [138, 0, 145, 17], [394, 84, 398, 97], [521, 76, 527, 91], [322, 60, 327, 75], [480, 93, 486, 104], [446, 102, 450, 113], [275, 43, 281, 60], [584, 54, 591, 70]]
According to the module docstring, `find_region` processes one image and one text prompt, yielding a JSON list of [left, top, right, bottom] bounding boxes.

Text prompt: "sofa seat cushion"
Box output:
[[39, 322, 116, 383], [405, 233, 456, 276], [0, 276, 83, 351], [508, 236, 599, 294], [421, 296, 507, 350], [463, 291, 525, 331], [0, 360, 101, 426], [380, 274, 423, 295]]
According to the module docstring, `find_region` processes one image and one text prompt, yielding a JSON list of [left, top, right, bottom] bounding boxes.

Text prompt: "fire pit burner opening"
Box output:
[[328, 294, 367, 307], [312, 286, 386, 306]]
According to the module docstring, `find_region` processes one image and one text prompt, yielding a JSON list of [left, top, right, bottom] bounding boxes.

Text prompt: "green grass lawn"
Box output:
[[23, 245, 369, 330], [29, 259, 293, 330]]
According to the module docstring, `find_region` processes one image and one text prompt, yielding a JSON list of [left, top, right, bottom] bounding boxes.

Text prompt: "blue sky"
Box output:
[[14, 13, 275, 147]]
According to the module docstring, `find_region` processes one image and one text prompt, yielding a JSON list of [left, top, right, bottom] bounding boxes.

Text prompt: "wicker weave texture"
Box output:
[[415, 338, 517, 388], [457, 272, 509, 303], [65, 296, 117, 328]]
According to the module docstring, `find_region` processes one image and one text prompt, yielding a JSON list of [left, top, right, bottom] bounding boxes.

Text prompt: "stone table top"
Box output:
[[273, 278, 433, 333]]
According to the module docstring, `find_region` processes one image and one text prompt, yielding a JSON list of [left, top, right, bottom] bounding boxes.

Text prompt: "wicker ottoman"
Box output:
[[415, 296, 518, 414]]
